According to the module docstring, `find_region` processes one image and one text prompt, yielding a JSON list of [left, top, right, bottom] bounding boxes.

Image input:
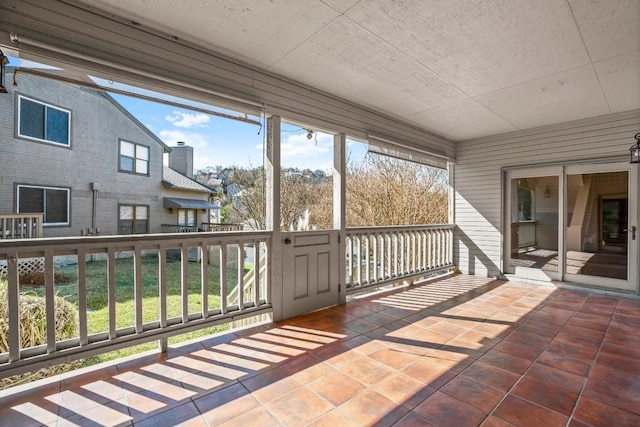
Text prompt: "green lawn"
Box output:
[[19, 251, 250, 366]]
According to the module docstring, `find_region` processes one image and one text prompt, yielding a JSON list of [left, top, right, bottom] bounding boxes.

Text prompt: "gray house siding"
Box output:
[[0, 70, 173, 237], [454, 109, 640, 277]]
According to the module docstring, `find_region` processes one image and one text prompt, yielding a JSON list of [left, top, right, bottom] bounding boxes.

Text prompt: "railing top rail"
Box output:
[[0, 230, 271, 255], [346, 224, 454, 234], [0, 213, 44, 219]]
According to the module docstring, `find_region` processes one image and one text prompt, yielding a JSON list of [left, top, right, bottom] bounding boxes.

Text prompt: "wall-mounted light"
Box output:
[[0, 49, 9, 94], [544, 185, 551, 198], [168, 208, 174, 214], [630, 132, 640, 164], [305, 129, 313, 140]]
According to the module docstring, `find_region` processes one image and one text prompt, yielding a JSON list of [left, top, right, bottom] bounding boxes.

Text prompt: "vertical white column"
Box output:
[[448, 162, 456, 268], [266, 116, 283, 320], [334, 133, 347, 304]]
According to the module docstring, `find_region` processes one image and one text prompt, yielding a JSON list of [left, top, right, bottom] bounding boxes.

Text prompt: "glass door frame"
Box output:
[[504, 166, 564, 282]]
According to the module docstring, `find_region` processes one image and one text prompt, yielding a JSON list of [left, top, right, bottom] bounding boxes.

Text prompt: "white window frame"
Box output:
[[119, 140, 150, 175], [16, 184, 70, 226], [17, 95, 71, 147], [177, 208, 197, 227]]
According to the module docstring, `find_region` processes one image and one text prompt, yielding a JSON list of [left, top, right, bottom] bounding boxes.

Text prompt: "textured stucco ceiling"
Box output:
[[77, 0, 640, 141]]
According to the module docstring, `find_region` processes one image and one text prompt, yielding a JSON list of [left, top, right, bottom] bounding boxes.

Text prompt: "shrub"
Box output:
[[0, 278, 80, 389]]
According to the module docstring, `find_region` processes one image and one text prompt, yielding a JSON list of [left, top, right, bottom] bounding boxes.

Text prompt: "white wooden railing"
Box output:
[[0, 213, 43, 239], [0, 231, 270, 378], [228, 253, 268, 306], [0, 223, 456, 378], [345, 224, 454, 293], [513, 221, 536, 248]]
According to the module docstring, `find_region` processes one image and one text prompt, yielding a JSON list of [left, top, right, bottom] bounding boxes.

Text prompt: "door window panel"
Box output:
[[509, 176, 559, 272], [566, 171, 628, 280]]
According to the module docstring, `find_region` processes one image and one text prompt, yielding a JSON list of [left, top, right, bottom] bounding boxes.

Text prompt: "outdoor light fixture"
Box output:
[[630, 132, 640, 164], [0, 49, 8, 93], [306, 129, 313, 140]]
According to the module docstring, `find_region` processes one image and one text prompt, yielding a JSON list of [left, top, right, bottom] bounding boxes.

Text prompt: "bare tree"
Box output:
[[225, 170, 333, 230], [346, 154, 448, 226], [223, 153, 448, 230]]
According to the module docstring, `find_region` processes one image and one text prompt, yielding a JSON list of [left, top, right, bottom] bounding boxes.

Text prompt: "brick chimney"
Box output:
[[169, 141, 194, 178]]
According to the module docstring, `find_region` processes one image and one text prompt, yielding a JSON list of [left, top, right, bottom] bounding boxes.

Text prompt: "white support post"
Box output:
[[266, 116, 283, 321], [334, 133, 347, 304], [448, 162, 456, 268]]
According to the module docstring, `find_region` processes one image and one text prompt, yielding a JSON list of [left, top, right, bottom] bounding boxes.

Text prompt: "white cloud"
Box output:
[[158, 129, 210, 149], [165, 111, 210, 128], [281, 133, 332, 159]]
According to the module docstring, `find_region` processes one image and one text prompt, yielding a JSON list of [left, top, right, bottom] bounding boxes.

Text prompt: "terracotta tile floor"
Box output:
[[1, 275, 640, 426]]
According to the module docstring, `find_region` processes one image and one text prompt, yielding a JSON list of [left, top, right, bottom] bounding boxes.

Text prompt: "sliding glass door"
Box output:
[[505, 163, 638, 291]]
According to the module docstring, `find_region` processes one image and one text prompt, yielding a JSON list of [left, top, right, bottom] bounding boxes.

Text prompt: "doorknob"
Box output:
[[624, 226, 637, 240], [284, 238, 292, 245]]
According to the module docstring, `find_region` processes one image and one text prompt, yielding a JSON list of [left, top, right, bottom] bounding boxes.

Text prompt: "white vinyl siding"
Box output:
[[454, 110, 640, 277]]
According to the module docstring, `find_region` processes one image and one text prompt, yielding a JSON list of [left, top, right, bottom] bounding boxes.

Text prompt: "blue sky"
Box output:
[[11, 55, 368, 173], [111, 91, 367, 173]]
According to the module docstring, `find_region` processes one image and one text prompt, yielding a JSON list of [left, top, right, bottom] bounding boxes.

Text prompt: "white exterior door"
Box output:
[[282, 230, 340, 319]]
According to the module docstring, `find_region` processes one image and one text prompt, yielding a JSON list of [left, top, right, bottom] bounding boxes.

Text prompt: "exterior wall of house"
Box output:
[[454, 109, 640, 277], [160, 189, 211, 229], [0, 71, 170, 237]]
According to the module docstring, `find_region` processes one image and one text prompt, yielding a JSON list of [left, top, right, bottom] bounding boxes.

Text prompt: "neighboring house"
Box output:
[[162, 143, 217, 231], [0, 68, 214, 237]]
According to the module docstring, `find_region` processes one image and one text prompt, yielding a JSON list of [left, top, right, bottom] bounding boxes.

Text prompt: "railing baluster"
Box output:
[[77, 249, 88, 346], [254, 241, 260, 307], [181, 244, 189, 322], [238, 242, 245, 309], [134, 245, 143, 333], [264, 239, 271, 304], [158, 246, 168, 353], [7, 252, 20, 362], [44, 251, 56, 353], [393, 233, 398, 278], [448, 228, 453, 265], [220, 243, 228, 314], [159, 245, 168, 329], [201, 242, 209, 318], [372, 233, 378, 283], [428, 230, 431, 269], [357, 235, 362, 287], [107, 248, 116, 340], [418, 231, 422, 270], [346, 236, 352, 287]]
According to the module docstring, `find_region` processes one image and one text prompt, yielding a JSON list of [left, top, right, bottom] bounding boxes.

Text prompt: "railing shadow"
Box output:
[[0, 274, 614, 426]]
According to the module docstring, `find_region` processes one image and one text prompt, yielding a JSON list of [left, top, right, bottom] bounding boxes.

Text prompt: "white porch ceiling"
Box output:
[[76, 0, 639, 141]]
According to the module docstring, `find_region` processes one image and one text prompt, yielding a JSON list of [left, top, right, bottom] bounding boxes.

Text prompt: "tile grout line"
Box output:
[[565, 297, 619, 426], [479, 290, 594, 426]]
